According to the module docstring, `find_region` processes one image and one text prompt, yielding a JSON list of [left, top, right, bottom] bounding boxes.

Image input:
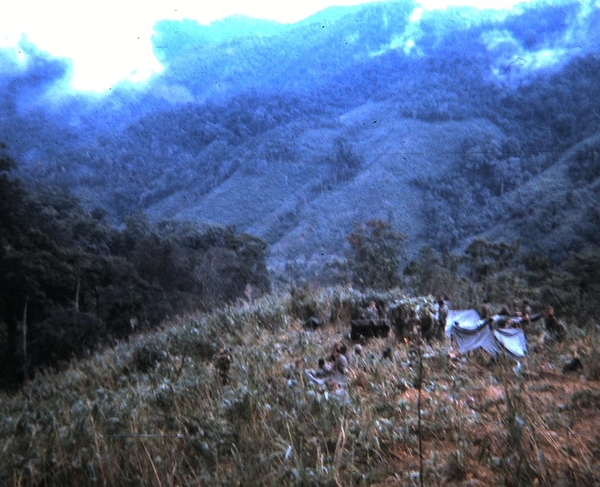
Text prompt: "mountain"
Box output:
[[3, 0, 600, 278]]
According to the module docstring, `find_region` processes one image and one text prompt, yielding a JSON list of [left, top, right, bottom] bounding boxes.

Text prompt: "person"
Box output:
[[382, 347, 393, 360], [314, 357, 333, 378], [480, 298, 492, 320], [511, 300, 522, 317], [522, 299, 532, 328], [438, 298, 449, 333], [544, 306, 566, 341], [499, 304, 511, 317], [363, 301, 379, 323], [335, 344, 349, 374], [214, 346, 232, 385]]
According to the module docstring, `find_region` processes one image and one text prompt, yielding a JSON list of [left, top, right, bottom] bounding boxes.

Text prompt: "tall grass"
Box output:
[[1, 287, 598, 486]]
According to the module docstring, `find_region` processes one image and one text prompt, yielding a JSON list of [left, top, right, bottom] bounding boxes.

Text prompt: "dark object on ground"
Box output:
[[303, 316, 324, 329], [562, 357, 582, 373], [382, 347, 393, 360], [351, 319, 390, 340]]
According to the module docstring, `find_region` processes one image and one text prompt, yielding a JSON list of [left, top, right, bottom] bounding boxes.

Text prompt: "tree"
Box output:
[[463, 238, 519, 282], [346, 219, 406, 290], [328, 137, 363, 184]]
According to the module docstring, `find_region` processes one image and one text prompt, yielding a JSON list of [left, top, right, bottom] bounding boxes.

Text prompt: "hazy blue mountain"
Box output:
[[2, 0, 600, 278]]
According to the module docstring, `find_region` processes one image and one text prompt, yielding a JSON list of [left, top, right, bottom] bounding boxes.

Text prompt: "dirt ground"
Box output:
[[382, 351, 600, 486]]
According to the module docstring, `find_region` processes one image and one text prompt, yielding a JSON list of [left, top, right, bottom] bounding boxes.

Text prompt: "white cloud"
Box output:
[[0, 0, 550, 92], [0, 1, 387, 92]]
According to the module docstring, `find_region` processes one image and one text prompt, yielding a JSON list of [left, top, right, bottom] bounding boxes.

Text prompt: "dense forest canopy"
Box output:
[[0, 145, 270, 387]]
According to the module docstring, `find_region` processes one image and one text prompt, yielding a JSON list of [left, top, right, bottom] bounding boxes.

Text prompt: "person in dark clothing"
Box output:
[[438, 298, 449, 333], [480, 298, 492, 320], [214, 347, 232, 385], [315, 357, 333, 378], [544, 306, 566, 341]]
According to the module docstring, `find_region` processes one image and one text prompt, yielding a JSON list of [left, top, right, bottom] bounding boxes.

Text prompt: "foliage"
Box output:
[[567, 140, 600, 186], [346, 219, 406, 290], [326, 137, 363, 184], [463, 237, 520, 283], [0, 160, 270, 388], [404, 245, 477, 308]]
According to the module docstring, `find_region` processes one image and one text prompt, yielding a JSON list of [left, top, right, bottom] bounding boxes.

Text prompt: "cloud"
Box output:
[[0, 1, 390, 93], [0, 40, 71, 113]]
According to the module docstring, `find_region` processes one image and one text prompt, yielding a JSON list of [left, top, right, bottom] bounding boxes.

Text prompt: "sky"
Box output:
[[0, 0, 529, 93]]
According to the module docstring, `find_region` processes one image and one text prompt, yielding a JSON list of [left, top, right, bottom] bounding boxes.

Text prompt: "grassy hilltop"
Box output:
[[1, 287, 599, 486]]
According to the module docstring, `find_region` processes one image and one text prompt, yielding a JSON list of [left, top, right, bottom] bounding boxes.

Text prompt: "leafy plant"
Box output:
[[346, 219, 406, 290]]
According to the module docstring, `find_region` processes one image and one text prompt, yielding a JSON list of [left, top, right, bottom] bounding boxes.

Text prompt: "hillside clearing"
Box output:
[[1, 288, 598, 486]]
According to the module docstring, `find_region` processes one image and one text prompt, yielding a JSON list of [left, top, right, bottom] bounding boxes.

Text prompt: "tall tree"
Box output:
[[347, 219, 406, 290]]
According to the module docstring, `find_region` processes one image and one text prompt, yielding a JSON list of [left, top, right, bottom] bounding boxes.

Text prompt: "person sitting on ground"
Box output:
[[335, 344, 349, 374], [314, 357, 333, 378], [544, 306, 566, 341], [382, 347, 393, 361]]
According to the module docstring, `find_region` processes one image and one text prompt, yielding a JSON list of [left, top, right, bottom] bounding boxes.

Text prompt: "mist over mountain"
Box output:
[[2, 0, 600, 278]]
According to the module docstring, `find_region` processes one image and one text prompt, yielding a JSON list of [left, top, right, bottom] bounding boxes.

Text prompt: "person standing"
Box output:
[[522, 299, 532, 328], [480, 298, 492, 320], [544, 306, 566, 341], [438, 298, 449, 334]]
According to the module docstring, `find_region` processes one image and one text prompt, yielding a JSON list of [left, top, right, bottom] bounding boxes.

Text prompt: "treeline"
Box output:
[[339, 218, 600, 329], [0, 146, 270, 389]]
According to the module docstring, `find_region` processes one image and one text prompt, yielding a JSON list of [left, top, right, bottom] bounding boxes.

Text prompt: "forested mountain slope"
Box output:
[[3, 0, 600, 277]]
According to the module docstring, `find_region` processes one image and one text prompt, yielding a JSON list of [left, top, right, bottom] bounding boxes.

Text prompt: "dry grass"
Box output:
[[1, 288, 599, 486]]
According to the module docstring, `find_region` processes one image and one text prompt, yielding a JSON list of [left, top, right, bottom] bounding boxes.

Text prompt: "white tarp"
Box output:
[[447, 310, 527, 357], [446, 309, 482, 335]]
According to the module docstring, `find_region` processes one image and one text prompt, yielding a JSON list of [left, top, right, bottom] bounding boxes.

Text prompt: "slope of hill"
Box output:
[[483, 131, 600, 262], [141, 101, 504, 267], [1, 289, 598, 485]]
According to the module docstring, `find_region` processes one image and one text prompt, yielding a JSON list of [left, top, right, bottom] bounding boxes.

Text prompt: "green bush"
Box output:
[[346, 219, 406, 290]]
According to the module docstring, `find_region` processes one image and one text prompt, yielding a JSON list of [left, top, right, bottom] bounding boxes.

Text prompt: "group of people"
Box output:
[[480, 297, 566, 341], [311, 343, 351, 380], [214, 296, 569, 387]]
